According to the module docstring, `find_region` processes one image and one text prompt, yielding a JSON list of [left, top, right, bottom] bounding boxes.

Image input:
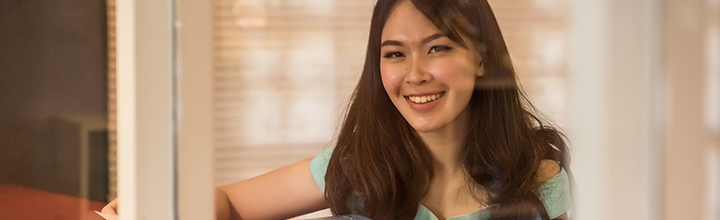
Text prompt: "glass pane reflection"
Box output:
[[0, 0, 111, 219]]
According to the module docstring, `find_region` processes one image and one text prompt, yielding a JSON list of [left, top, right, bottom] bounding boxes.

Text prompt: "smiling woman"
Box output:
[[102, 0, 571, 220], [323, 0, 570, 219], [379, 8, 482, 133], [96, 0, 720, 219]]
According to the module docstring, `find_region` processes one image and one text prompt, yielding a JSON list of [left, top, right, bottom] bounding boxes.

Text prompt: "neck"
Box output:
[[416, 110, 469, 178]]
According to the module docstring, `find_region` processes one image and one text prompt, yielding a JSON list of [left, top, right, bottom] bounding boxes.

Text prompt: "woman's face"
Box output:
[[380, 1, 483, 133]]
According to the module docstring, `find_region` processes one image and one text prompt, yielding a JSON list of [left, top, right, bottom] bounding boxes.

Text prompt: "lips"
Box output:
[[404, 91, 446, 104]]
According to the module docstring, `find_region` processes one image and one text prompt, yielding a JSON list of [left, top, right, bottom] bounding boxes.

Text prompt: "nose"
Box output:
[[405, 57, 432, 85]]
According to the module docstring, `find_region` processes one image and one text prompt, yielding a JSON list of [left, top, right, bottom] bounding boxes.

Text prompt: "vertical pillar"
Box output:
[[177, 0, 214, 219], [116, 0, 176, 219]]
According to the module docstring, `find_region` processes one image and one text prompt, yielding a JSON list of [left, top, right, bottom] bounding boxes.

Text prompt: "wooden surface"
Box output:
[[0, 184, 106, 220]]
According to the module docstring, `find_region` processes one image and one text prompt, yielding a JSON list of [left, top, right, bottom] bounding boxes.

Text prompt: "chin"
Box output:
[[409, 122, 441, 133]]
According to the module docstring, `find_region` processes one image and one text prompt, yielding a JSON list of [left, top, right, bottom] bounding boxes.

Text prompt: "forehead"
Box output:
[[381, 1, 442, 42]]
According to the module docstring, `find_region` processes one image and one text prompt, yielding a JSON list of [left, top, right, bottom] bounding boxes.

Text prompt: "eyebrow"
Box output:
[[380, 33, 446, 47]]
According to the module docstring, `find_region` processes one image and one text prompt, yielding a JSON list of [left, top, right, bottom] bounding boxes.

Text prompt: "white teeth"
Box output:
[[407, 92, 443, 104]]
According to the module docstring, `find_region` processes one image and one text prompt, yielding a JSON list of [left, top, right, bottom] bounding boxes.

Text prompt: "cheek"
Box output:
[[380, 63, 405, 95], [427, 59, 477, 86]]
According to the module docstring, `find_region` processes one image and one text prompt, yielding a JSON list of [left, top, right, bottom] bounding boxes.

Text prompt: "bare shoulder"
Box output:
[[553, 213, 568, 220], [537, 159, 561, 183]]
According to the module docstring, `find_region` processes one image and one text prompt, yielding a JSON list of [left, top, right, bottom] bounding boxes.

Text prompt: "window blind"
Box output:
[[213, 0, 377, 186]]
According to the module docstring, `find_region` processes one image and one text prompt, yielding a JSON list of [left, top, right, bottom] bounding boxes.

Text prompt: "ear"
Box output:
[[476, 61, 485, 77]]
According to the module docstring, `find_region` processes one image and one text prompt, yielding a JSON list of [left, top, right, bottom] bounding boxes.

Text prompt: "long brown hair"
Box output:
[[325, 0, 571, 219]]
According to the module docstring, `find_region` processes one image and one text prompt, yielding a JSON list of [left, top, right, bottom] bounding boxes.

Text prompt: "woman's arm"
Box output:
[[216, 157, 328, 220], [103, 158, 327, 220]]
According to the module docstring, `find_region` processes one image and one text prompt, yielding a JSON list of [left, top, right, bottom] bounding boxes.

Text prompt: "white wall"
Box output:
[[568, 0, 662, 219], [569, 0, 719, 219]]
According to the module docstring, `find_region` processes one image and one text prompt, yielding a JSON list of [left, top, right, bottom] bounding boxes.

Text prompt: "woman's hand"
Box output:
[[101, 198, 119, 215]]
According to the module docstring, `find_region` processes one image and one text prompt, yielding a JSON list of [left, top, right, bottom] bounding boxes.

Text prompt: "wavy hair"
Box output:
[[325, 0, 571, 219]]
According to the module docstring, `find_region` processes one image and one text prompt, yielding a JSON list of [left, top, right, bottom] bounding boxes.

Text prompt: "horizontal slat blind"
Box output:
[[212, 0, 375, 187], [212, 0, 568, 218], [490, 0, 569, 125]]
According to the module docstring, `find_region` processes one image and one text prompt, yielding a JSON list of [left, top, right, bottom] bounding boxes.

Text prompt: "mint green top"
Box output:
[[310, 147, 572, 220]]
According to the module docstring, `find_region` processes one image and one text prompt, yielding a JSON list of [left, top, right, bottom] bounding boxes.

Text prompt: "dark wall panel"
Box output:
[[0, 0, 109, 202]]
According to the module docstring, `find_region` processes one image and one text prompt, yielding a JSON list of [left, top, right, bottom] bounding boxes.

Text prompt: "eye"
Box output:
[[383, 51, 405, 58], [428, 45, 452, 54]]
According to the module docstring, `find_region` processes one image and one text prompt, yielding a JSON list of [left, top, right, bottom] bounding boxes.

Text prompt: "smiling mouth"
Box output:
[[405, 91, 446, 104]]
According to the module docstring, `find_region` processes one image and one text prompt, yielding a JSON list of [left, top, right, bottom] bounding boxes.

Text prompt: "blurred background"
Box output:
[[0, 0, 718, 219]]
